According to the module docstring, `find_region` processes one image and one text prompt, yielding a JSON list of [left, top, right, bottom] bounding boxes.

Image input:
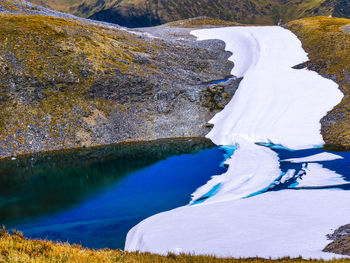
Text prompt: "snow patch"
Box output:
[[292, 163, 348, 188], [191, 26, 343, 150], [281, 152, 344, 163], [191, 139, 281, 204], [126, 190, 350, 259]]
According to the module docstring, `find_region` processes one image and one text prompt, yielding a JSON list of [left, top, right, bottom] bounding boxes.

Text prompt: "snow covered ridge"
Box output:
[[192, 26, 343, 150], [125, 26, 348, 259]]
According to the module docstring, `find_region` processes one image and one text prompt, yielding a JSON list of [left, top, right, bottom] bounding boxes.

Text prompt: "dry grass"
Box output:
[[0, 13, 159, 155], [0, 227, 349, 263]]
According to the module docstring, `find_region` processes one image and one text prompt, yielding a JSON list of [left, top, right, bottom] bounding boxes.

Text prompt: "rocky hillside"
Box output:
[[323, 224, 350, 256], [288, 16, 350, 148], [0, 0, 349, 158], [0, 3, 238, 158], [28, 0, 350, 27]]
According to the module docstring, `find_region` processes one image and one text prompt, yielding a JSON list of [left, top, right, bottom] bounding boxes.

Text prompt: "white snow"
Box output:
[[126, 190, 350, 259], [279, 169, 297, 184], [125, 26, 347, 259], [292, 163, 348, 188], [192, 26, 343, 150], [282, 152, 344, 163], [190, 138, 281, 203]]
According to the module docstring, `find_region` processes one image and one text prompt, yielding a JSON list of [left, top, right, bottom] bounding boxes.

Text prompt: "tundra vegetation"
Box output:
[[0, 228, 349, 263]]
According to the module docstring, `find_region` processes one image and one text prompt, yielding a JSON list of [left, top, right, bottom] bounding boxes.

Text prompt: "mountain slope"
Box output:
[[0, 1, 349, 158], [28, 0, 350, 27], [0, 2, 237, 158]]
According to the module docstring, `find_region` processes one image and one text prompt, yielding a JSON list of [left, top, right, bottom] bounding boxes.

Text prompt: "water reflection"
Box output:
[[0, 138, 226, 249]]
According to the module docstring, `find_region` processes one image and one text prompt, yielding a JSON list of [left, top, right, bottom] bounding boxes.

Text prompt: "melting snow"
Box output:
[[190, 138, 281, 204], [126, 189, 350, 259], [291, 163, 348, 188], [281, 152, 344, 163], [125, 26, 347, 259], [194, 26, 343, 150]]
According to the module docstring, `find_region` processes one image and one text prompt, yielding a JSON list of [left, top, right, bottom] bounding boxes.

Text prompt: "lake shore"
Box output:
[[1, 227, 349, 263]]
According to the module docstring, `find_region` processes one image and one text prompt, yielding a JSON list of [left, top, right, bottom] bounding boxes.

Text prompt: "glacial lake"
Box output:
[[0, 138, 226, 249], [0, 137, 349, 250]]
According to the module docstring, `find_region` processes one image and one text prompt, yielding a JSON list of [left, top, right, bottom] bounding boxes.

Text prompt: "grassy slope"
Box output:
[[1, 0, 41, 12], [0, 228, 349, 262], [27, 0, 341, 26], [288, 16, 350, 148], [0, 13, 159, 155]]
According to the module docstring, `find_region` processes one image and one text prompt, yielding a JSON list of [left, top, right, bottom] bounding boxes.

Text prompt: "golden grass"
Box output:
[[288, 16, 350, 148], [0, 227, 349, 263]]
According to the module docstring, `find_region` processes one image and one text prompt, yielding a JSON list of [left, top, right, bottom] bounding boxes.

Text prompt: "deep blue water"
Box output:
[[0, 138, 226, 249]]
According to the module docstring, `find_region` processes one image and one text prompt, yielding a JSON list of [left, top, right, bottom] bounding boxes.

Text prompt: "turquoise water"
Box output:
[[0, 138, 226, 249]]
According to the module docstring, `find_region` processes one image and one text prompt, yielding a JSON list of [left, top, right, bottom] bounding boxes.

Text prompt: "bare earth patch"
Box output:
[[324, 224, 350, 256]]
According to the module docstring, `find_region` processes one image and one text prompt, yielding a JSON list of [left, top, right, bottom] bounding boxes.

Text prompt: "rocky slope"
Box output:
[[323, 224, 350, 256], [0, 4, 238, 158], [28, 0, 350, 27]]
